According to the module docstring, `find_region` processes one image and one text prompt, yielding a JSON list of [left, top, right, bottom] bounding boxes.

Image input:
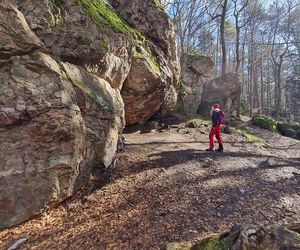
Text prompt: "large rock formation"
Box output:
[[198, 73, 241, 118], [109, 0, 180, 124], [0, 0, 179, 228], [179, 53, 214, 114], [0, 52, 124, 228]]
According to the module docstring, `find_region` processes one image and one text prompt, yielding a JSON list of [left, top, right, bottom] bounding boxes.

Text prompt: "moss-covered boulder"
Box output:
[[277, 122, 300, 139], [165, 224, 300, 250], [251, 115, 277, 132], [185, 119, 209, 128]]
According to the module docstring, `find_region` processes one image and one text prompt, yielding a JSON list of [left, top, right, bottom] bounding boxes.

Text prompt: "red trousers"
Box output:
[[209, 124, 222, 149]]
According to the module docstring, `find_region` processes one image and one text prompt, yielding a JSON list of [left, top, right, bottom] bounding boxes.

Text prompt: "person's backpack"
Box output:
[[217, 110, 225, 124]]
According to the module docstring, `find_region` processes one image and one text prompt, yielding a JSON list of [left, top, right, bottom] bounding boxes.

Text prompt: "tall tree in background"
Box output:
[[232, 0, 254, 116], [163, 0, 300, 121], [220, 0, 229, 76], [270, 0, 292, 119]]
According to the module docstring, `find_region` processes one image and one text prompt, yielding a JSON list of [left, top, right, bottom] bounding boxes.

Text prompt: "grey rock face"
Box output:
[[180, 53, 214, 114], [198, 72, 241, 117], [0, 53, 124, 228]]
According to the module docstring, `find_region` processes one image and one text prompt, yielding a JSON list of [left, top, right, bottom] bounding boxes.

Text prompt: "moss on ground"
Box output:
[[192, 234, 221, 250], [75, 0, 143, 39], [165, 235, 222, 250], [236, 129, 269, 150], [165, 242, 192, 250], [186, 119, 209, 128], [240, 131, 262, 143], [252, 115, 276, 132]]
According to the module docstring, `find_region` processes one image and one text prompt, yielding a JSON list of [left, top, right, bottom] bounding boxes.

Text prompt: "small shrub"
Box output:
[[252, 115, 276, 132]]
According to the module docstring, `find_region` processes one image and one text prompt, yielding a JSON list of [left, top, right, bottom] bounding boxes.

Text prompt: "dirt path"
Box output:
[[1, 125, 300, 250]]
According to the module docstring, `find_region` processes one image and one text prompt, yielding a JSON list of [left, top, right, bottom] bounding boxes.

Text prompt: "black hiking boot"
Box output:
[[206, 148, 214, 152], [216, 144, 223, 152]]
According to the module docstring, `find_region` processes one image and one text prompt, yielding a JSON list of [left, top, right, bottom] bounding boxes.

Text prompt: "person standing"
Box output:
[[206, 103, 224, 152]]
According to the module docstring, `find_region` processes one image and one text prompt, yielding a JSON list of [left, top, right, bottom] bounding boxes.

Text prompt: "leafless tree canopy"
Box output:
[[163, 0, 300, 120]]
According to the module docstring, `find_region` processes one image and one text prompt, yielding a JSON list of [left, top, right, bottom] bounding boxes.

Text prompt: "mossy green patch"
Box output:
[[132, 45, 143, 59], [165, 242, 193, 250], [60, 69, 112, 110], [99, 39, 109, 50], [237, 129, 269, 150], [73, 80, 93, 98], [75, 0, 143, 40], [240, 131, 262, 143], [186, 119, 209, 128], [193, 234, 221, 250], [72, 80, 111, 110], [132, 45, 161, 74], [149, 54, 161, 74], [252, 115, 277, 132], [44, 12, 64, 27], [153, 0, 162, 8], [44, 0, 64, 27], [153, 0, 165, 11]]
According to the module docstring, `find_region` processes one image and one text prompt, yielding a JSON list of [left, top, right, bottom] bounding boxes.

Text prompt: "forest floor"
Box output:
[[1, 119, 300, 250]]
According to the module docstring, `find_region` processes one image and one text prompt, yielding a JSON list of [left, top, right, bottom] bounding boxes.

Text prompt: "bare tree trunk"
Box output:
[[220, 0, 228, 76], [253, 65, 260, 111], [239, 41, 246, 116], [267, 57, 271, 116], [275, 64, 282, 119], [260, 45, 264, 115], [249, 54, 253, 117]]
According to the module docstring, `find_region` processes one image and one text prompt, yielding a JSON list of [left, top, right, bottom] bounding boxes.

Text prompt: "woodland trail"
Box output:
[[1, 124, 300, 250]]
